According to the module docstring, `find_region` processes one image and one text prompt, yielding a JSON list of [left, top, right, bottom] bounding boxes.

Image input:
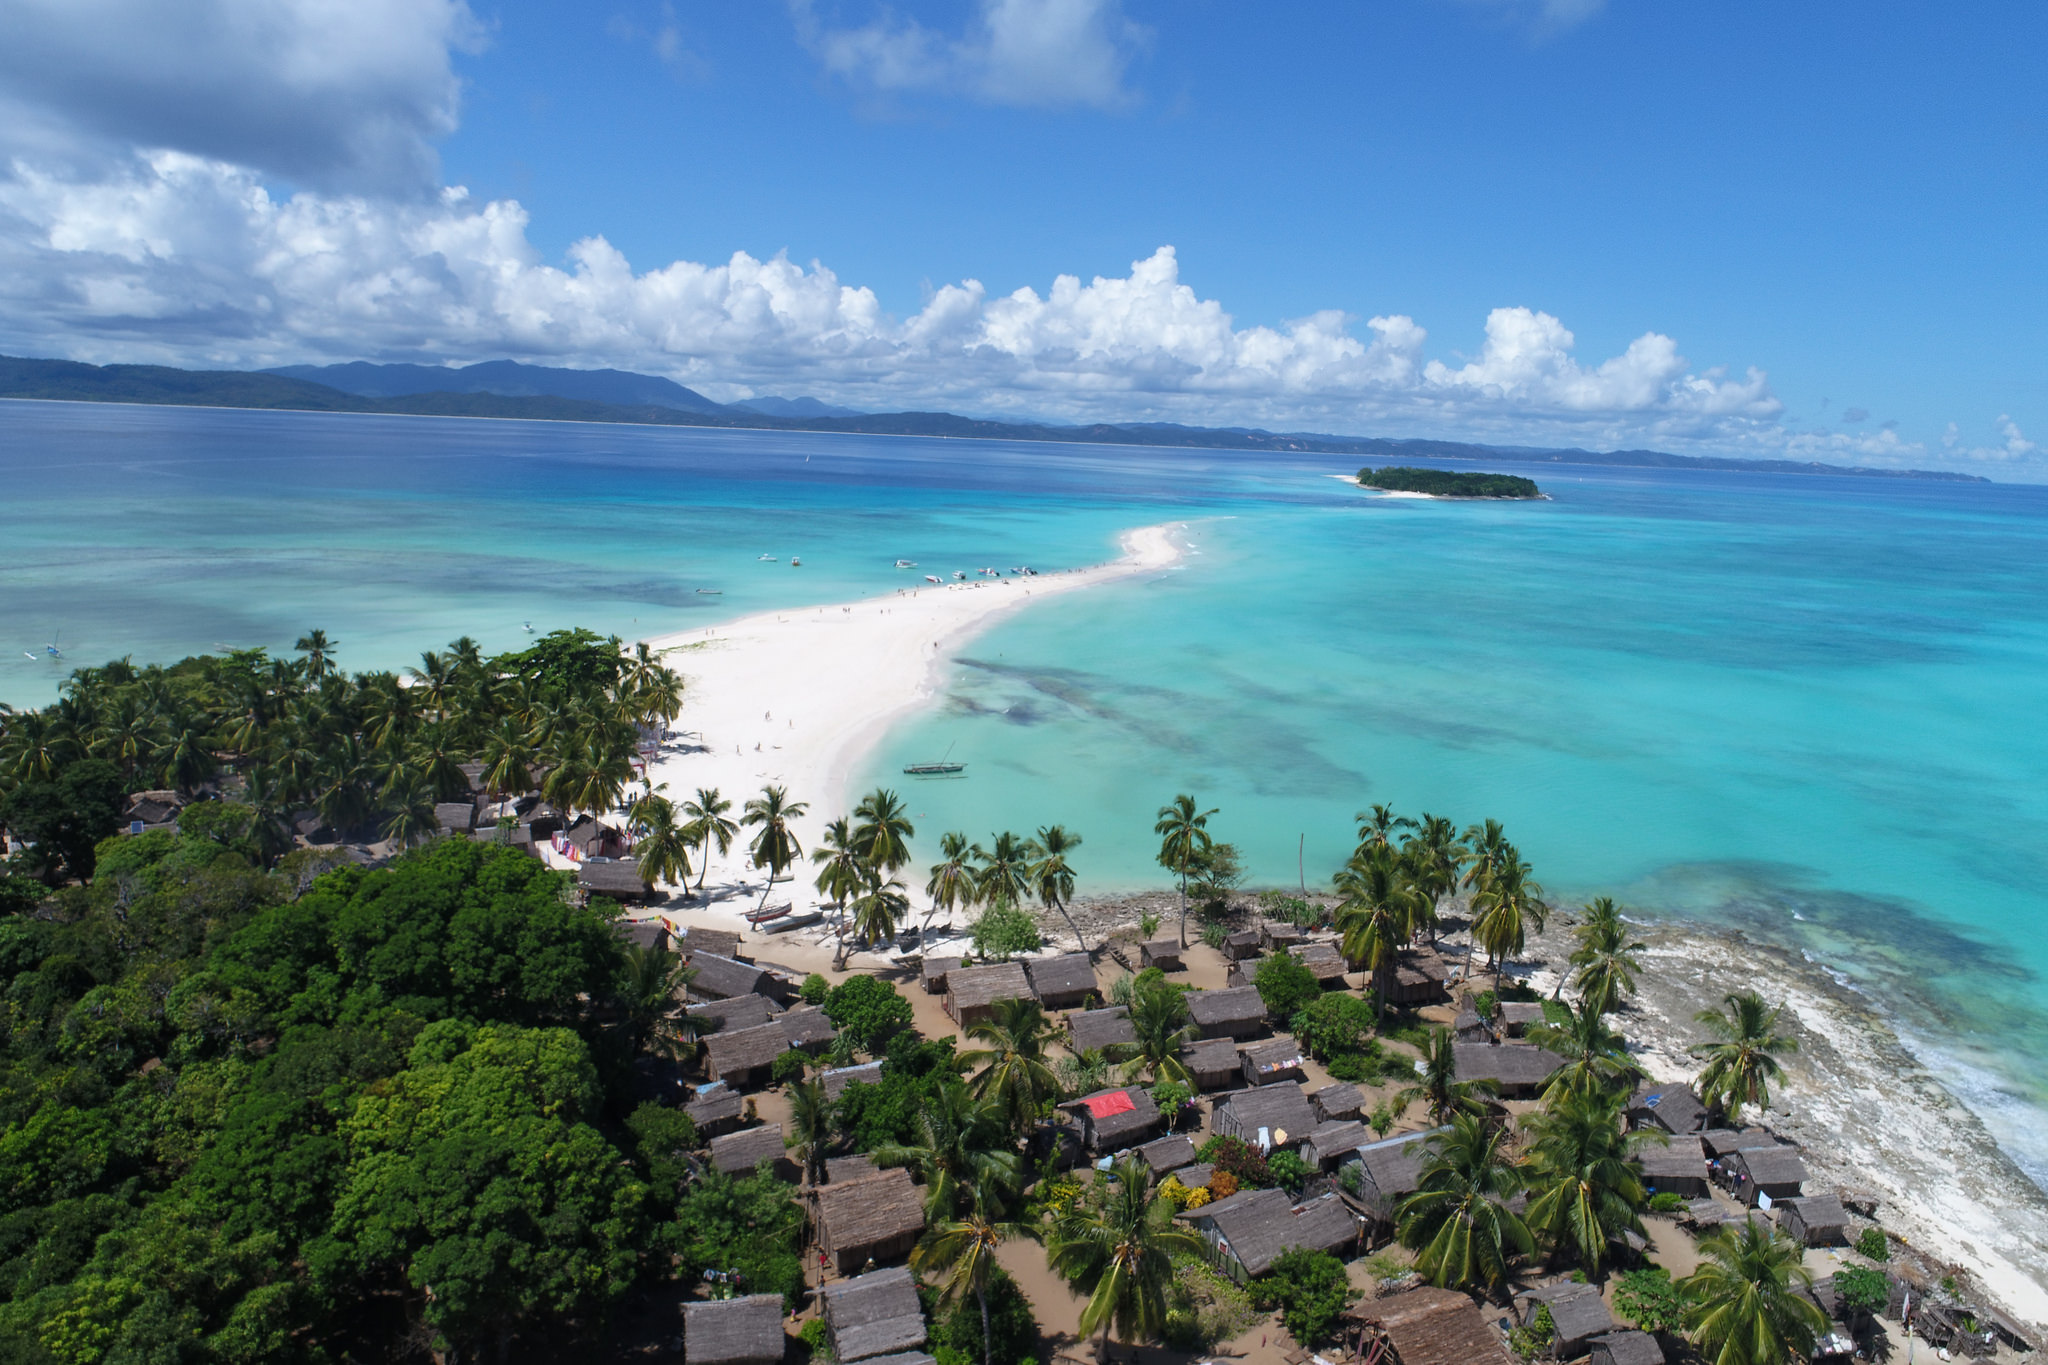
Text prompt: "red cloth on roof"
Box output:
[[1083, 1091, 1136, 1119]]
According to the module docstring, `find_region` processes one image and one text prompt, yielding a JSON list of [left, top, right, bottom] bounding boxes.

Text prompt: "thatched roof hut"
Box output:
[[818, 1266, 927, 1362], [1385, 949, 1451, 1006], [1172, 1162, 1214, 1188], [1299, 1120, 1369, 1170], [689, 952, 770, 1002], [1780, 1194, 1850, 1246], [688, 994, 781, 1034], [1223, 929, 1263, 961], [816, 1168, 926, 1274], [1365, 1286, 1515, 1365], [1187, 986, 1267, 1040], [684, 1082, 745, 1135], [1139, 940, 1182, 970], [1260, 922, 1307, 951], [1310, 1082, 1365, 1123], [1209, 1085, 1315, 1149], [1240, 1038, 1305, 1087], [710, 1123, 795, 1180], [1628, 1082, 1707, 1135], [1177, 1188, 1358, 1281], [920, 956, 964, 995], [683, 926, 743, 960], [1637, 1133, 1708, 1198], [776, 1007, 837, 1052], [822, 1060, 885, 1100], [1701, 1127, 1774, 1158], [1519, 1281, 1615, 1356], [1451, 1041, 1560, 1097], [703, 1021, 793, 1088], [1181, 1036, 1242, 1090], [1068, 1006, 1136, 1055], [434, 801, 476, 834], [1134, 1134, 1197, 1174], [1588, 1331, 1666, 1365], [1289, 940, 1349, 984], [580, 858, 654, 901], [1061, 1087, 1164, 1153], [825, 1155, 879, 1184], [1345, 1127, 1446, 1224], [620, 919, 674, 953], [943, 962, 1035, 1026], [683, 1293, 786, 1365], [1728, 1145, 1807, 1205], [1025, 953, 1097, 1010]]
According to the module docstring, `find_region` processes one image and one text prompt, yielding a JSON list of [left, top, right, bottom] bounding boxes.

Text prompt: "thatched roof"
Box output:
[[1063, 1087, 1162, 1148], [683, 927, 743, 959], [1223, 930, 1262, 960], [1300, 1120, 1369, 1167], [856, 1354, 936, 1365], [1589, 1330, 1666, 1365], [688, 952, 769, 1001], [1782, 1194, 1849, 1240], [1699, 1128, 1750, 1157], [704, 1021, 792, 1081], [1351, 1128, 1445, 1218], [921, 956, 965, 991], [776, 1007, 837, 1050], [822, 1060, 885, 1100], [1522, 1281, 1613, 1348], [1181, 1036, 1241, 1079], [818, 1266, 927, 1361], [1310, 1082, 1365, 1122], [711, 1124, 789, 1176], [1290, 940, 1348, 981], [1212, 1085, 1315, 1144], [1134, 1134, 1197, 1174], [1732, 1145, 1808, 1186], [1068, 1006, 1136, 1054], [1187, 986, 1266, 1030], [620, 919, 674, 953], [1026, 953, 1096, 1001], [1261, 922, 1307, 949], [1241, 1038, 1304, 1082], [685, 1083, 744, 1128], [1172, 1162, 1214, 1188], [1629, 1082, 1707, 1134], [946, 962, 1035, 1012], [816, 1168, 925, 1260], [1637, 1133, 1706, 1184], [434, 801, 476, 833], [1368, 1286, 1514, 1365], [1451, 1041, 1561, 1089], [1181, 1188, 1356, 1276], [826, 1155, 879, 1184], [579, 858, 648, 896], [1139, 940, 1182, 968], [688, 994, 781, 1033], [683, 1294, 786, 1365]]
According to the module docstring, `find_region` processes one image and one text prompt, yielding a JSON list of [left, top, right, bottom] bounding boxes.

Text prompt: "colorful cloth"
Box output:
[[1083, 1091, 1136, 1119]]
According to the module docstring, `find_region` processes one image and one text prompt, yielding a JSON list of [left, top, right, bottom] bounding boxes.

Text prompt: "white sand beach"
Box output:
[[634, 522, 1184, 908]]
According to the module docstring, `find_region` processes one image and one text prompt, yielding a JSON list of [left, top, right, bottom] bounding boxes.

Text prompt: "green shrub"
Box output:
[[1367, 1099, 1401, 1136], [1325, 1052, 1374, 1084], [1647, 1190, 1685, 1212], [1201, 922, 1229, 950], [1855, 1226, 1890, 1261], [1195, 1135, 1271, 1188], [1291, 992, 1376, 1061], [1151, 1080, 1193, 1118], [1472, 989, 1498, 1021], [1139, 911, 1162, 939], [770, 1049, 809, 1085], [1613, 1267, 1685, 1334], [822, 974, 914, 1054], [1508, 1305, 1554, 1358], [1266, 1150, 1311, 1193], [800, 973, 831, 1004], [798, 1317, 832, 1359], [971, 904, 1041, 960], [1250, 1249, 1356, 1347], [1168, 1253, 1261, 1349], [923, 1266, 1038, 1365], [1834, 1266, 1888, 1320], [1253, 953, 1321, 1021]]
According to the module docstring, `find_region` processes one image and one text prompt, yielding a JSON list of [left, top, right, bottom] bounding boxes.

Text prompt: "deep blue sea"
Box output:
[[5, 399, 2047, 1179]]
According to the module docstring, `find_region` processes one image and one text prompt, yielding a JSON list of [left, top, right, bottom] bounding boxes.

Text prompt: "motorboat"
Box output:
[[894, 559, 917, 568], [951, 570, 967, 581], [757, 554, 777, 561], [924, 575, 941, 584], [790, 556, 801, 567]]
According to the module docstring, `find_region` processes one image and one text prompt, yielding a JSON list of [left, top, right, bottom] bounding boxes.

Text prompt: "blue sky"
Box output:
[[0, 1, 2041, 472]]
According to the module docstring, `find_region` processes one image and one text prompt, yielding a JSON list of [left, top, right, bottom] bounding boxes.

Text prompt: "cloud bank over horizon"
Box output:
[[0, 0, 2030, 469]]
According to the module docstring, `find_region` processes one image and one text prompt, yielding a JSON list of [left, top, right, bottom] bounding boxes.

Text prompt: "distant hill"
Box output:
[[264, 358, 730, 415], [733, 394, 863, 419], [0, 353, 1987, 483]]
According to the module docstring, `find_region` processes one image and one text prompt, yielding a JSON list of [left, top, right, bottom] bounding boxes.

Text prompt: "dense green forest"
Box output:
[[1354, 466, 1542, 498]]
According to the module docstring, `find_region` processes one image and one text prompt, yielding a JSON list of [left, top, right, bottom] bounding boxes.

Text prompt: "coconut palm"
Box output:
[[1394, 1026, 1499, 1125], [915, 1204, 1043, 1365], [480, 715, 537, 801], [380, 780, 442, 848], [785, 1077, 832, 1188], [1526, 998, 1642, 1100], [813, 817, 864, 914], [1117, 976, 1192, 1086], [1570, 897, 1647, 1016], [960, 997, 1062, 1133], [872, 1083, 1022, 1218], [681, 787, 737, 892], [1334, 843, 1428, 1019], [923, 830, 978, 943], [1354, 803, 1417, 856], [1471, 845, 1546, 988], [1680, 1218, 1829, 1365], [293, 629, 338, 681], [1690, 991, 1798, 1124], [841, 873, 909, 969], [629, 793, 694, 894], [616, 943, 705, 1060], [1461, 818, 1510, 895], [1152, 794, 1216, 948], [742, 784, 808, 911], [1396, 1114, 1532, 1293], [0, 710, 76, 783], [1047, 1158, 1203, 1355], [153, 722, 218, 793], [852, 787, 916, 875], [973, 830, 1033, 911], [1520, 1089, 1655, 1276], [1027, 824, 1087, 952], [1400, 812, 1467, 942]]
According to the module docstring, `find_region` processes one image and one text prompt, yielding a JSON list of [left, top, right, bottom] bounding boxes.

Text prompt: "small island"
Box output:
[[1356, 465, 1543, 498]]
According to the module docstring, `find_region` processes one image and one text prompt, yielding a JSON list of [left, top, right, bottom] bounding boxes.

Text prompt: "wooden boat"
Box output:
[[745, 904, 792, 924], [903, 761, 966, 775], [760, 911, 824, 933]]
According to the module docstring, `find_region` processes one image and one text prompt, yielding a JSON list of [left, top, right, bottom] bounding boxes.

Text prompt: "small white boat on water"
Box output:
[[791, 557, 802, 567], [951, 570, 967, 581], [924, 575, 941, 584], [894, 559, 917, 568], [757, 554, 777, 561]]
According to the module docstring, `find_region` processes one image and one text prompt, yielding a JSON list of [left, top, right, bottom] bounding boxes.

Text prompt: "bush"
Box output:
[[1253, 953, 1321, 1021], [1139, 910, 1162, 939], [1291, 992, 1376, 1061], [1207, 1170, 1238, 1200], [1168, 1253, 1261, 1350], [1250, 1249, 1356, 1347], [1266, 1150, 1311, 1193], [1151, 1079, 1193, 1121], [1613, 1267, 1686, 1334], [771, 1049, 809, 1085], [1201, 922, 1229, 950], [971, 903, 1041, 960], [1834, 1266, 1888, 1321], [1367, 1099, 1401, 1137], [800, 972, 831, 1004], [1472, 989, 1498, 1021], [1325, 1051, 1381, 1085], [1196, 1136, 1270, 1189], [1647, 1190, 1685, 1212], [798, 1316, 832, 1360], [1181, 1183, 1211, 1209], [1508, 1304, 1554, 1358], [1158, 1174, 1192, 1208], [822, 974, 914, 1054], [1855, 1226, 1890, 1261], [925, 1267, 1038, 1365]]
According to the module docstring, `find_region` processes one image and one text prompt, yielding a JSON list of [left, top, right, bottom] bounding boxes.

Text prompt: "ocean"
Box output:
[[5, 397, 2047, 1185]]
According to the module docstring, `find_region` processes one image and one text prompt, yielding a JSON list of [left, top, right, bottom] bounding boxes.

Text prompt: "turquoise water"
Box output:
[[5, 399, 2048, 1180]]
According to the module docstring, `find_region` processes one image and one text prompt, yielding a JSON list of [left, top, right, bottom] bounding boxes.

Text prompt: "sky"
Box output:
[[0, 0, 2042, 474]]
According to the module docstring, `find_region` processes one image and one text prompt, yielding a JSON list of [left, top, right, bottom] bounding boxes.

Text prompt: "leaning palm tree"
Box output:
[[1690, 991, 1798, 1124], [1027, 824, 1087, 952], [681, 787, 738, 892], [915, 1200, 1044, 1365], [1471, 845, 1546, 988], [1047, 1158, 1203, 1357], [1680, 1218, 1828, 1365], [960, 997, 1062, 1133], [742, 784, 808, 911], [1569, 897, 1646, 1014], [1520, 1089, 1656, 1276], [813, 817, 864, 916], [1394, 1026, 1498, 1126], [923, 830, 978, 943], [1526, 998, 1642, 1101], [973, 831, 1033, 911], [1152, 794, 1216, 947], [629, 793, 694, 895], [1397, 1113, 1532, 1293], [1117, 976, 1193, 1087], [852, 787, 916, 876], [841, 873, 910, 969], [872, 1083, 1022, 1219], [1334, 843, 1428, 1019]]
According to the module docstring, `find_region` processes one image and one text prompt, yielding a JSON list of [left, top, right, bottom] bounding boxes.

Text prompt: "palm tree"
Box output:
[[1396, 1114, 1532, 1293], [960, 997, 1062, 1133], [1334, 843, 1428, 1019], [973, 831, 1033, 911], [1153, 794, 1216, 947], [923, 830, 978, 944], [1690, 991, 1798, 1124], [1354, 803, 1416, 855], [915, 1205, 1042, 1365], [1047, 1158, 1203, 1356], [1394, 1026, 1498, 1125], [1680, 1218, 1829, 1365], [681, 787, 737, 893], [852, 787, 916, 875], [742, 784, 808, 911], [1471, 845, 1546, 988], [1569, 897, 1647, 1015], [629, 793, 694, 894], [1117, 976, 1192, 1087], [785, 1076, 833, 1189], [1461, 818, 1510, 895], [872, 1083, 1022, 1219], [843, 873, 909, 969], [294, 629, 338, 681], [1027, 824, 1087, 952], [1526, 998, 1641, 1100], [813, 817, 864, 915], [617, 943, 705, 1059], [380, 781, 441, 848], [480, 715, 536, 802], [1520, 1089, 1655, 1276], [1400, 812, 1467, 943], [0, 710, 76, 783]]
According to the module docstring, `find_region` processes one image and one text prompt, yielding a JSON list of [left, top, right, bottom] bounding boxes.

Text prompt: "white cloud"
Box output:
[[794, 0, 1142, 109], [1461, 0, 1608, 37]]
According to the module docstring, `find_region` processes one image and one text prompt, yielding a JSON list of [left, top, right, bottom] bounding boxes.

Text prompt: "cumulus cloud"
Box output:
[[793, 0, 1142, 109]]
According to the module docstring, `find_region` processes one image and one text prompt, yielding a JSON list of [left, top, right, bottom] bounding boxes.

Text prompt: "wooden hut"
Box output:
[[1187, 986, 1267, 1040], [1365, 1287, 1515, 1365], [1061, 1087, 1164, 1153], [434, 801, 476, 835], [1588, 1331, 1666, 1365], [943, 962, 1035, 1027], [1068, 1006, 1135, 1055], [775, 1006, 837, 1053], [1309, 1082, 1365, 1123], [1451, 1042, 1561, 1098], [688, 952, 771, 1002], [1702, 1127, 1776, 1158], [683, 1293, 786, 1365], [821, 1060, 885, 1100], [920, 956, 964, 995], [1209, 1085, 1315, 1150], [1453, 1002, 1495, 1043], [580, 858, 655, 902], [1518, 1282, 1615, 1357], [825, 1155, 879, 1184], [1223, 929, 1263, 962], [1240, 1038, 1306, 1087], [619, 919, 674, 953], [710, 1124, 795, 1180], [1181, 1036, 1242, 1091], [1299, 1120, 1369, 1170], [1628, 1082, 1708, 1135], [682, 926, 744, 960], [818, 1266, 927, 1362], [1637, 1133, 1708, 1199], [1026, 953, 1098, 1010], [1345, 1128, 1445, 1228], [1780, 1194, 1850, 1246], [1728, 1145, 1807, 1206], [684, 1082, 745, 1136], [1498, 1002, 1544, 1034], [704, 1021, 794, 1089], [1384, 949, 1451, 1006], [816, 1168, 926, 1274], [1134, 1134, 1197, 1175], [1289, 940, 1349, 985], [688, 994, 781, 1034], [1139, 940, 1182, 971], [1260, 922, 1307, 952], [1177, 1188, 1358, 1282]]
